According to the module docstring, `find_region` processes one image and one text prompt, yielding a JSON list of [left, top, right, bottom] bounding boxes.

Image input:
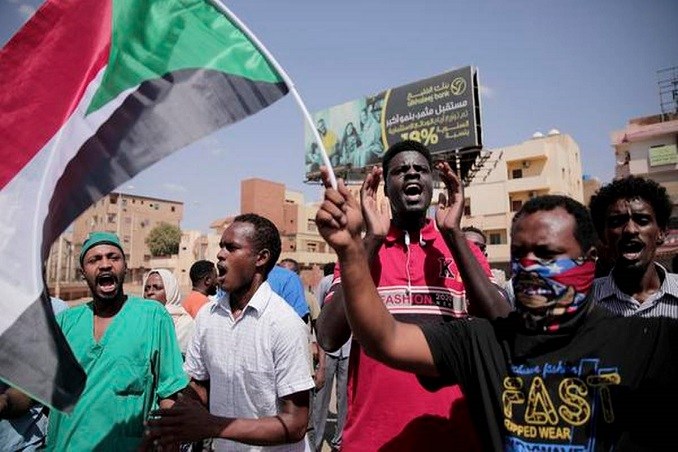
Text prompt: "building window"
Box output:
[[123, 235, 130, 244], [122, 199, 127, 207], [511, 199, 523, 212], [107, 213, 117, 223], [463, 198, 471, 216], [307, 242, 318, 252], [489, 233, 502, 245], [307, 219, 317, 232], [512, 169, 523, 179], [125, 216, 132, 224], [171, 206, 175, 212]]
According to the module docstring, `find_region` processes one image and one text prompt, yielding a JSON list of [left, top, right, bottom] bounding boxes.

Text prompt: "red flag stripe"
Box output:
[[0, 0, 111, 190]]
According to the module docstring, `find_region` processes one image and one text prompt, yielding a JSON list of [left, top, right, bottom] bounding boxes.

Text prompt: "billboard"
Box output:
[[305, 66, 482, 179]]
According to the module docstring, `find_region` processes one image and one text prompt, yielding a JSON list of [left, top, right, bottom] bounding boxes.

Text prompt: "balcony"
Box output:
[[506, 174, 550, 193]]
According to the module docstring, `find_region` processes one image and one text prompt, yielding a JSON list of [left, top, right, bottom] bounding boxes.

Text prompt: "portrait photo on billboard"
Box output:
[[305, 94, 386, 179]]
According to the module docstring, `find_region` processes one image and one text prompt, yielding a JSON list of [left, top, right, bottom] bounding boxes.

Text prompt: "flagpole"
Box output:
[[207, 0, 338, 189]]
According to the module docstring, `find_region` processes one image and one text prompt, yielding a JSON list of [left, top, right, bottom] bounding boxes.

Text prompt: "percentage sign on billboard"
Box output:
[[420, 127, 439, 146], [400, 126, 439, 147]]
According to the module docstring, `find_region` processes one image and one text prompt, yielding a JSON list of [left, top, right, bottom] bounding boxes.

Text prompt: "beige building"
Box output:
[[71, 192, 184, 284], [146, 229, 210, 295], [611, 114, 678, 201], [459, 130, 585, 270], [583, 176, 602, 206], [611, 113, 678, 263], [45, 231, 82, 299]]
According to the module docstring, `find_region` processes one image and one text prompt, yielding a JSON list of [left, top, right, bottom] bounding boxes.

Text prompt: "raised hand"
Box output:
[[315, 167, 364, 253], [434, 161, 464, 234], [360, 166, 390, 239]]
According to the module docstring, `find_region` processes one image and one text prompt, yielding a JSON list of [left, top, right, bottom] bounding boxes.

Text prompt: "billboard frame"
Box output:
[[305, 66, 484, 185]]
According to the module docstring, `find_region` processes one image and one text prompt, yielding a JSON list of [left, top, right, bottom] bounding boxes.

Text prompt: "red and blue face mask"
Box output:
[[511, 257, 596, 331]]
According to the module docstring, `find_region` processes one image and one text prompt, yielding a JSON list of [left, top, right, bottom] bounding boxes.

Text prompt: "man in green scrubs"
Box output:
[[2, 232, 188, 450]]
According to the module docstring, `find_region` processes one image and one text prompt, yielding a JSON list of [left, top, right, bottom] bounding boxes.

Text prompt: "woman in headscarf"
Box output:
[[143, 268, 194, 355]]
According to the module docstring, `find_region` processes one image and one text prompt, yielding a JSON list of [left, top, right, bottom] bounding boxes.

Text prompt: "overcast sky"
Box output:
[[2, 0, 676, 231]]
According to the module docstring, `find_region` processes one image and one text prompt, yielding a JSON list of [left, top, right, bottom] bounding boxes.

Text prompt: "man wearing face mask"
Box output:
[[316, 167, 678, 451], [589, 176, 678, 318]]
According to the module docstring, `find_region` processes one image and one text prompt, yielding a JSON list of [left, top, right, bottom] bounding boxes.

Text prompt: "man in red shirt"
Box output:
[[316, 140, 509, 450]]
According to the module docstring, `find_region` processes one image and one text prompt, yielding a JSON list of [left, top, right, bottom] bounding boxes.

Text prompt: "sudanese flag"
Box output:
[[0, 0, 288, 411]]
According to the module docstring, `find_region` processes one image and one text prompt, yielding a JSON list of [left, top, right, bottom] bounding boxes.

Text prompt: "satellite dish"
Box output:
[[547, 129, 561, 136], [532, 131, 544, 138]]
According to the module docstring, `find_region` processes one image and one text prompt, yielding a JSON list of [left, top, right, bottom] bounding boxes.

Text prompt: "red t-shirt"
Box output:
[[331, 219, 493, 451]]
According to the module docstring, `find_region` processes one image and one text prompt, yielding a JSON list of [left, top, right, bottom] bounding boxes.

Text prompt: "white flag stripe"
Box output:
[[0, 67, 136, 334]]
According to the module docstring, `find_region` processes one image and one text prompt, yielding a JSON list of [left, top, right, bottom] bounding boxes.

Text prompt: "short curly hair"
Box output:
[[589, 176, 672, 237], [381, 140, 432, 179], [513, 195, 597, 252], [189, 260, 215, 286], [233, 213, 281, 277]]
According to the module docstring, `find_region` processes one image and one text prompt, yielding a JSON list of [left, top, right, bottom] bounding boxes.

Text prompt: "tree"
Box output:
[[146, 223, 181, 257]]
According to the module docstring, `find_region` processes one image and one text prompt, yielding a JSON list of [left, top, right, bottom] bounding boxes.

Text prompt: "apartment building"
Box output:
[[611, 113, 678, 264], [458, 130, 585, 270], [71, 192, 184, 283]]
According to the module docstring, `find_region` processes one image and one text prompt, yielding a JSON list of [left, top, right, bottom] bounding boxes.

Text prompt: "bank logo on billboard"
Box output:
[[305, 66, 482, 179], [450, 76, 467, 96]]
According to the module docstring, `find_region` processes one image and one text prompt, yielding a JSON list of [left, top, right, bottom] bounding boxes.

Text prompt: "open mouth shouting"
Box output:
[[618, 239, 645, 262], [403, 182, 423, 203], [216, 263, 227, 287], [96, 273, 119, 296]]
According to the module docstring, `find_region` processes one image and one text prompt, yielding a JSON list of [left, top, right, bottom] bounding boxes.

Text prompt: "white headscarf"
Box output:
[[143, 268, 194, 353], [143, 268, 181, 306]]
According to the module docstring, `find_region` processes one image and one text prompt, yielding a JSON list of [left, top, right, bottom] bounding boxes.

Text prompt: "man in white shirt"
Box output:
[[144, 213, 315, 451]]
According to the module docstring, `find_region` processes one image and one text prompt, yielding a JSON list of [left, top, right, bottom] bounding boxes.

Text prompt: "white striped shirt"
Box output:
[[184, 282, 314, 452], [592, 264, 678, 318]]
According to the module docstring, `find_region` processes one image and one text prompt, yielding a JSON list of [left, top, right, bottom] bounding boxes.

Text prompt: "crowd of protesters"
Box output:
[[1, 139, 677, 451]]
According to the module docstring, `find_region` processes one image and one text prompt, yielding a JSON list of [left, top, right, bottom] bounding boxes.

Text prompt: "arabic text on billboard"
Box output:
[[305, 66, 481, 178]]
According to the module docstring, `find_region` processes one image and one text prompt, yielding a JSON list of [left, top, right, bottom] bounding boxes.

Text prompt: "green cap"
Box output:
[[79, 231, 124, 265]]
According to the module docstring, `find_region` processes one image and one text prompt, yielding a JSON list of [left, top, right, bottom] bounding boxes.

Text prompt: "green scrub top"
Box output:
[[47, 296, 188, 451]]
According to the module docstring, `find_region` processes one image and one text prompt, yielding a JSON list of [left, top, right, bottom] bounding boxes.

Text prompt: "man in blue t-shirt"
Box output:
[[267, 263, 310, 323]]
